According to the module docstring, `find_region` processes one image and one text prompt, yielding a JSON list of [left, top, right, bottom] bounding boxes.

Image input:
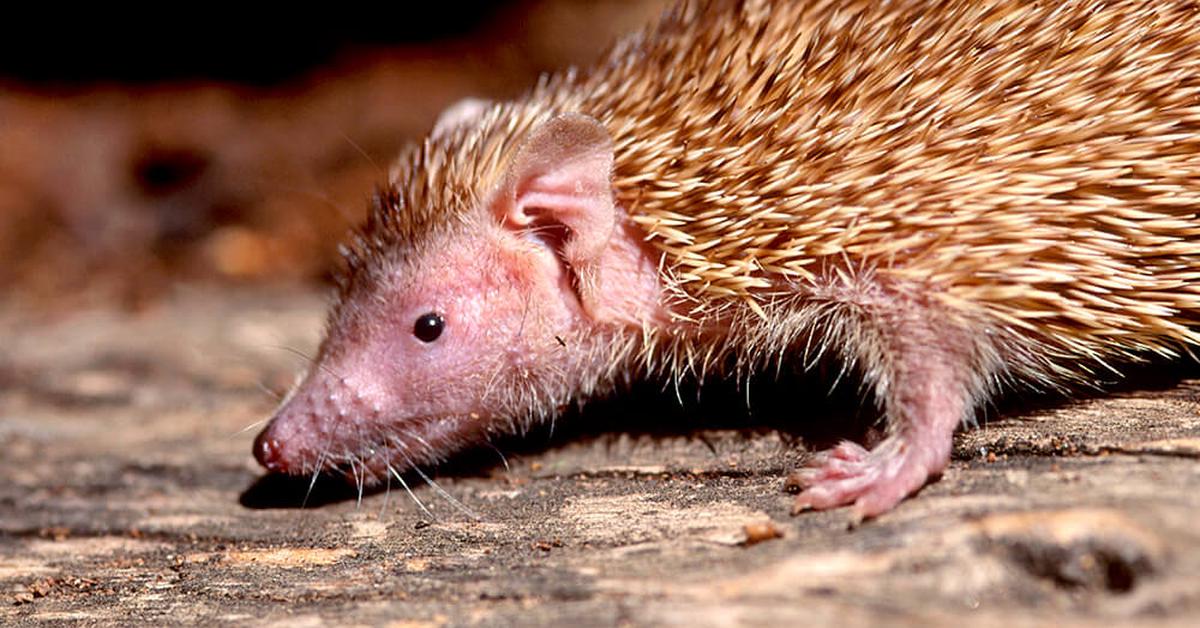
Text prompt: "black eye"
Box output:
[[413, 312, 444, 343]]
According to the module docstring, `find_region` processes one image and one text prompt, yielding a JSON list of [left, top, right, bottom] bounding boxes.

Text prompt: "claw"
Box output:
[[788, 435, 946, 521]]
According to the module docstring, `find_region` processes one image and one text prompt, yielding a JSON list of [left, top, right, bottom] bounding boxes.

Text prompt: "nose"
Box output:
[[251, 367, 379, 476], [253, 426, 288, 473]]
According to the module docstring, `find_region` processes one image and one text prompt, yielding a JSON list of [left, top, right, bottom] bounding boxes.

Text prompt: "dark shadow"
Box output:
[[1, 3, 519, 85], [982, 358, 1200, 420], [239, 359, 879, 509], [239, 471, 366, 509], [240, 355, 1200, 509]]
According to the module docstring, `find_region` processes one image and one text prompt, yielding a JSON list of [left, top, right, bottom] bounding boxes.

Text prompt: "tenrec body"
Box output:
[[254, 0, 1200, 519]]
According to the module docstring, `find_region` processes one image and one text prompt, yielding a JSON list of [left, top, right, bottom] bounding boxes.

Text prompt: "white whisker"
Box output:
[[388, 464, 435, 520]]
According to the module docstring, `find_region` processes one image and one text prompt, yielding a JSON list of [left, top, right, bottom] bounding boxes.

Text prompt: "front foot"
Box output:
[[786, 437, 948, 523]]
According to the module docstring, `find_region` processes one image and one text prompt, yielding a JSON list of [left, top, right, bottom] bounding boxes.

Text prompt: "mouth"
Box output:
[[253, 410, 485, 487]]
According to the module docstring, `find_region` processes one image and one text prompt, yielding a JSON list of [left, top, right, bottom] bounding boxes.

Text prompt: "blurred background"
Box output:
[[0, 0, 669, 307]]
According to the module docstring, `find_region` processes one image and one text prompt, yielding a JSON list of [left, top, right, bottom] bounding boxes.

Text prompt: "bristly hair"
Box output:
[[342, 0, 1200, 393]]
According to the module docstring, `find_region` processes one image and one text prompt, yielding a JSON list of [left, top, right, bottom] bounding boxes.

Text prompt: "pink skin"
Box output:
[[253, 112, 970, 520], [787, 298, 980, 520], [254, 113, 670, 489], [255, 228, 571, 482], [789, 353, 968, 521], [254, 214, 669, 484]]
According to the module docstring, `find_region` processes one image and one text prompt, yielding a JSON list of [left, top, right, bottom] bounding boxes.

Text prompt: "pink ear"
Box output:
[[494, 113, 616, 300]]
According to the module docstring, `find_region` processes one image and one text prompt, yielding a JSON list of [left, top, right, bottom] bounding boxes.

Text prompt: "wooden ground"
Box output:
[[2, 285, 1199, 627]]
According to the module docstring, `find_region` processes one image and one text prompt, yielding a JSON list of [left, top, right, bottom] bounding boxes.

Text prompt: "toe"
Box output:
[[850, 459, 932, 520]]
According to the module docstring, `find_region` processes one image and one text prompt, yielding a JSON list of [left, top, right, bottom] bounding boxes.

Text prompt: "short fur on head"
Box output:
[[256, 0, 1200, 520]]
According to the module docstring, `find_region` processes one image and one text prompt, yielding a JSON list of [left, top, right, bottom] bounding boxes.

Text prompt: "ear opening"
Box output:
[[492, 112, 617, 309]]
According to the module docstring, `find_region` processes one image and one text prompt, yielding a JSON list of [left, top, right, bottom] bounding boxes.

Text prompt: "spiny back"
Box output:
[[366, 0, 1200, 361], [569, 0, 1200, 357]]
